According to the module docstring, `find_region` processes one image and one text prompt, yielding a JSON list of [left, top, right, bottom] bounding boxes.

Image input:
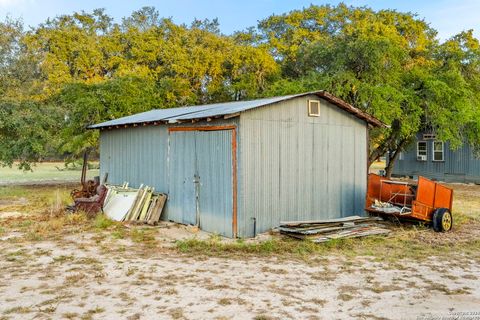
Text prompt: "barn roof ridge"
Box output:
[[88, 90, 386, 129]]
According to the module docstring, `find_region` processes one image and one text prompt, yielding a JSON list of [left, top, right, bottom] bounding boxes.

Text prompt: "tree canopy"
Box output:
[[252, 4, 480, 175], [1, 4, 480, 174]]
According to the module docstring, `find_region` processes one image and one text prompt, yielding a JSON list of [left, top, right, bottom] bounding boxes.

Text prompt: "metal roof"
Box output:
[[88, 91, 385, 129]]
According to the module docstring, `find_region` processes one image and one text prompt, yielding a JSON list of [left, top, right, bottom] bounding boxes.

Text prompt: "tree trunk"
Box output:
[[385, 151, 399, 178], [384, 139, 408, 178]]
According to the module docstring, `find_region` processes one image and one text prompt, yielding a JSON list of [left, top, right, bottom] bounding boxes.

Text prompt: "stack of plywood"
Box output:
[[103, 184, 167, 225], [278, 216, 390, 243]]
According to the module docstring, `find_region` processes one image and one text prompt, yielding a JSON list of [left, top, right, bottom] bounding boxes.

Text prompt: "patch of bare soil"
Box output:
[[0, 232, 479, 320]]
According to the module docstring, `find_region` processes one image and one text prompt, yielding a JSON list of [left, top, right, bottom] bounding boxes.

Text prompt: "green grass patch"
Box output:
[[111, 229, 126, 239], [130, 228, 157, 244], [93, 214, 115, 229], [0, 161, 99, 184]]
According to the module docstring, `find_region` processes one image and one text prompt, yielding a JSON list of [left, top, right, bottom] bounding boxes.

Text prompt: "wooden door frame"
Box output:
[[168, 125, 238, 237]]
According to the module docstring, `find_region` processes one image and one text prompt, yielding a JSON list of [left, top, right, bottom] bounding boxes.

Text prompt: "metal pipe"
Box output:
[[252, 217, 256, 238]]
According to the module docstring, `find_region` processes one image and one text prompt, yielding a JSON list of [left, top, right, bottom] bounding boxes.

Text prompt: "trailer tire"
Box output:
[[432, 208, 453, 232]]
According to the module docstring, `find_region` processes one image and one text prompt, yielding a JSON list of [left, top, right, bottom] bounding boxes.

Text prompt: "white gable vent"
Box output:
[[308, 100, 321, 117]]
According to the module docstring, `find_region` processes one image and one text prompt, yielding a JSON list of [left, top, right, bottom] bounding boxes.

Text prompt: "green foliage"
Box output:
[[0, 101, 62, 170], [1, 4, 480, 172], [55, 76, 162, 156], [258, 4, 480, 171], [0, 8, 278, 167]]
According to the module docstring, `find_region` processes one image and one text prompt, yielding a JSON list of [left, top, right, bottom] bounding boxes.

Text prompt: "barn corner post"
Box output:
[[232, 127, 238, 238], [365, 124, 371, 215]]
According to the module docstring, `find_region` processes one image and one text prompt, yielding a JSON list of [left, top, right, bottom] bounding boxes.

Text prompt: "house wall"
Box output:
[[238, 95, 368, 237], [393, 134, 480, 183]]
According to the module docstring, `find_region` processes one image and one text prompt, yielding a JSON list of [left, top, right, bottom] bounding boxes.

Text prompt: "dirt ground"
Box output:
[[0, 182, 479, 319], [0, 231, 479, 320]]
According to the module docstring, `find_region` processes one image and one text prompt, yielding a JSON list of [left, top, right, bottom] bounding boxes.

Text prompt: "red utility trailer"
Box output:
[[366, 174, 454, 232]]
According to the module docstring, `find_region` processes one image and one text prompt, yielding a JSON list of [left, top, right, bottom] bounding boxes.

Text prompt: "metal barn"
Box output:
[[89, 91, 384, 238], [393, 132, 480, 183]]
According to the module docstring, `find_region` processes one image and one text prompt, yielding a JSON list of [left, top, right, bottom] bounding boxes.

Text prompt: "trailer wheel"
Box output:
[[432, 208, 453, 232]]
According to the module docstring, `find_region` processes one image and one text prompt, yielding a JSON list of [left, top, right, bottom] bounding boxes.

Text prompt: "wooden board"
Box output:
[[139, 188, 153, 221], [147, 194, 167, 225]]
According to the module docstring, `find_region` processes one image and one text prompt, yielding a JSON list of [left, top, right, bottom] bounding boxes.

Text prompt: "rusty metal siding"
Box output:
[[238, 95, 368, 237], [393, 134, 480, 183]]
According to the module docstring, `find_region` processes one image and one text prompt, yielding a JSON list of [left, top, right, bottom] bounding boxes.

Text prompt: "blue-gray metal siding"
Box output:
[[393, 134, 480, 183], [167, 131, 197, 225], [99, 120, 238, 237], [195, 130, 234, 237], [99, 126, 168, 191], [99, 96, 370, 238], [237, 95, 368, 237]]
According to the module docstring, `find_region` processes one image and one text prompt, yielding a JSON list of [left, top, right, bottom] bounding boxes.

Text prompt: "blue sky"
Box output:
[[0, 0, 478, 40]]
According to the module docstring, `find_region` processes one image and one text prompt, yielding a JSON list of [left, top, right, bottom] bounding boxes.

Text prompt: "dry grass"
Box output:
[[0, 181, 479, 320], [0, 186, 153, 246], [174, 181, 480, 261], [0, 183, 479, 264]]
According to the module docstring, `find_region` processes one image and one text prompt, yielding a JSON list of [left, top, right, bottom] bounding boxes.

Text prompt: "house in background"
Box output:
[[89, 91, 384, 238], [392, 132, 480, 183]]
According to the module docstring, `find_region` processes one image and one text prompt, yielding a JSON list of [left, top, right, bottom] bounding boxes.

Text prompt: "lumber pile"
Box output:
[[103, 183, 167, 225], [279, 216, 391, 243]]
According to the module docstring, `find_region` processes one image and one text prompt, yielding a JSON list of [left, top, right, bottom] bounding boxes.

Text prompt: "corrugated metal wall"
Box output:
[[195, 130, 234, 237], [99, 125, 168, 191], [394, 134, 480, 183], [99, 120, 237, 237], [237, 95, 367, 237], [167, 131, 197, 225], [99, 99, 370, 238]]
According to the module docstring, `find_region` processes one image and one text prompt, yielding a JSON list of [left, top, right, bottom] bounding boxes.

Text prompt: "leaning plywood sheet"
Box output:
[[103, 190, 139, 221], [102, 183, 168, 224]]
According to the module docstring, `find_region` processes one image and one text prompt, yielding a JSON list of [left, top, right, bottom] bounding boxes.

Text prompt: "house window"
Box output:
[[308, 100, 320, 117], [433, 141, 444, 161], [417, 141, 427, 161]]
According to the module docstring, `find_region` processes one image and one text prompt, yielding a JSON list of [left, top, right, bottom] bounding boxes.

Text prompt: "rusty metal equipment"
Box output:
[[73, 184, 108, 216], [70, 150, 98, 200], [366, 173, 454, 232]]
